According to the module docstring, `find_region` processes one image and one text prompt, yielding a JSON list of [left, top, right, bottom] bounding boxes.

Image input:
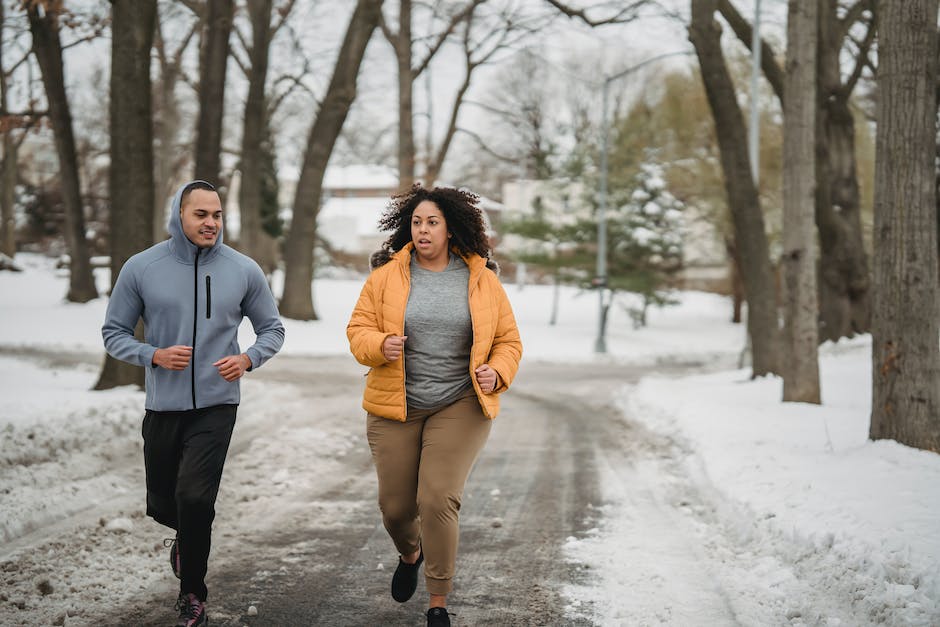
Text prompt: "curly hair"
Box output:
[[377, 183, 490, 259]]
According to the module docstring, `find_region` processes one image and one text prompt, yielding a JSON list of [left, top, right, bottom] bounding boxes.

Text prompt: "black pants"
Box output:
[[142, 404, 237, 601]]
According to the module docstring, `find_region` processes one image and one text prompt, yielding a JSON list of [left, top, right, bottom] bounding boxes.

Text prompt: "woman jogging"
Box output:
[[347, 184, 522, 627]]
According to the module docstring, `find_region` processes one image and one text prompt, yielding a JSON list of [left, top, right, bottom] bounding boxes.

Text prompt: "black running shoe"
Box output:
[[391, 550, 424, 602], [175, 592, 207, 627], [427, 607, 450, 627], [165, 536, 181, 579]]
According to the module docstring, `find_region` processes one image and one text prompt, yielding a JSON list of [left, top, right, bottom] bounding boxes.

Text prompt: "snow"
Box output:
[[1, 253, 939, 625]]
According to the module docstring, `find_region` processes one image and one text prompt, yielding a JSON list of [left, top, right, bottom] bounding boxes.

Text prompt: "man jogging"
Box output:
[[102, 180, 285, 627]]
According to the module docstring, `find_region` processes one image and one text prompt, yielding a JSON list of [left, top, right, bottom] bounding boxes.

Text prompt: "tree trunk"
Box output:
[[26, 4, 97, 302], [689, 0, 779, 377], [0, 133, 15, 258], [395, 0, 416, 189], [194, 0, 233, 184], [719, 0, 873, 342], [781, 0, 820, 403], [280, 0, 384, 320], [815, 1, 871, 341], [238, 0, 273, 261], [871, 0, 940, 452], [153, 20, 182, 242], [725, 238, 744, 323], [0, 1, 16, 258], [95, 0, 157, 390]]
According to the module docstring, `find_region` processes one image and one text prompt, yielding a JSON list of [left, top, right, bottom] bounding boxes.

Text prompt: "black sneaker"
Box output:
[[165, 536, 181, 579], [391, 550, 424, 602], [175, 592, 207, 627], [427, 607, 450, 627]]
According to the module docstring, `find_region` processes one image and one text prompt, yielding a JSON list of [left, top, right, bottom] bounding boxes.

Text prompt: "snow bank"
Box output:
[[617, 338, 940, 625]]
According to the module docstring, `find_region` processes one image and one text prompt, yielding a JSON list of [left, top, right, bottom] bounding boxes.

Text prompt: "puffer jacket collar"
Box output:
[[370, 242, 500, 276]]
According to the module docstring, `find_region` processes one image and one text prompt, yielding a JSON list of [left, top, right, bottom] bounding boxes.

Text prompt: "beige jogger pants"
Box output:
[[366, 390, 492, 596]]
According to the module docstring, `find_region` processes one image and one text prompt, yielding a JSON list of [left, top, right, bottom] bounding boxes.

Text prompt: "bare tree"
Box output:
[[232, 0, 295, 273], [781, 0, 819, 403], [0, 1, 39, 258], [25, 0, 97, 302], [153, 1, 199, 241], [94, 0, 157, 390], [381, 0, 482, 188], [280, 0, 384, 320], [718, 0, 875, 342], [424, 3, 546, 186], [194, 0, 233, 184], [870, 0, 940, 452], [689, 0, 779, 377]]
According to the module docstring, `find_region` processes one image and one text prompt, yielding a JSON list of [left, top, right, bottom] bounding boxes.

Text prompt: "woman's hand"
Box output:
[[382, 335, 408, 361], [475, 364, 501, 394]]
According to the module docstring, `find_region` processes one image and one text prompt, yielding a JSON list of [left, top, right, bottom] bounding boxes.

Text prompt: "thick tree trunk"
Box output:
[[815, 1, 871, 341], [238, 0, 273, 261], [194, 0, 233, 184], [280, 0, 384, 320], [26, 5, 97, 302], [689, 0, 779, 377], [871, 0, 940, 452], [95, 0, 157, 390], [781, 0, 820, 403]]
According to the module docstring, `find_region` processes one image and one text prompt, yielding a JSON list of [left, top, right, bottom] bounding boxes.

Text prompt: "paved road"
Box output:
[[113, 355, 688, 627], [0, 349, 735, 627]]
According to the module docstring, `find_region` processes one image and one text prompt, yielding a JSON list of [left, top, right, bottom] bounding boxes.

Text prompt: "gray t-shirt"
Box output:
[[404, 252, 473, 409]]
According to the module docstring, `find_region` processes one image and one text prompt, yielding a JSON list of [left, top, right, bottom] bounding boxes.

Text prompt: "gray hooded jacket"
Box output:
[[102, 181, 285, 411]]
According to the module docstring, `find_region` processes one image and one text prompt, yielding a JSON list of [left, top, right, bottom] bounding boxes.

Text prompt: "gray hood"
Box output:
[[167, 180, 224, 264]]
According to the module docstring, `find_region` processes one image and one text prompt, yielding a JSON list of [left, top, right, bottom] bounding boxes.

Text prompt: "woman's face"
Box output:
[[411, 200, 451, 264]]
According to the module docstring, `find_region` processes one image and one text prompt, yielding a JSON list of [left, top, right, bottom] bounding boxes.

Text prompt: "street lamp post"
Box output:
[[594, 51, 695, 354]]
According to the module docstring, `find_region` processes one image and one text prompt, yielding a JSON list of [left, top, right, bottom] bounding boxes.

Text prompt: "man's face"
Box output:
[[180, 189, 222, 248]]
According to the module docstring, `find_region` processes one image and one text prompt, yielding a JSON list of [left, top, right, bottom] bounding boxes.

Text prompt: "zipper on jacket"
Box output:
[[401, 262, 411, 420], [192, 248, 201, 409], [205, 275, 212, 319]]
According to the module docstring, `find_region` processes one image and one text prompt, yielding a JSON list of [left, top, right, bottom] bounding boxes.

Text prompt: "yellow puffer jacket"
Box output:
[[347, 243, 522, 421]]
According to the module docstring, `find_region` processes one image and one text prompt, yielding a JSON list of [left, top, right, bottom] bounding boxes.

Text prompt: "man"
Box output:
[[102, 180, 285, 627]]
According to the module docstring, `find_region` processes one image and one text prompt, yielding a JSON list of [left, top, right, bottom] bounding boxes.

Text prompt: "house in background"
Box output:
[[273, 164, 502, 265]]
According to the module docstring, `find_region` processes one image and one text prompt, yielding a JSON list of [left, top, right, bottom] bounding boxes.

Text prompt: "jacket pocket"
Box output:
[[205, 275, 212, 319]]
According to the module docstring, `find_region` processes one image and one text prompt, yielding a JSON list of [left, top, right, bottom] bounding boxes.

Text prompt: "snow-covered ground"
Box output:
[[1, 253, 938, 625]]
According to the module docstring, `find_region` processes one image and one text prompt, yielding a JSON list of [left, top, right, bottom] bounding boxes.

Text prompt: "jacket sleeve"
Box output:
[[487, 276, 522, 393], [241, 262, 285, 370], [101, 261, 158, 367], [347, 274, 392, 368]]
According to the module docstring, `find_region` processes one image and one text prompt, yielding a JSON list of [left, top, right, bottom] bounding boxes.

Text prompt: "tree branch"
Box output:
[[455, 127, 519, 163], [837, 0, 874, 42], [179, 0, 206, 19], [412, 0, 484, 78], [842, 16, 876, 96], [543, 0, 647, 26], [270, 0, 298, 36], [378, 9, 398, 46], [716, 0, 784, 102]]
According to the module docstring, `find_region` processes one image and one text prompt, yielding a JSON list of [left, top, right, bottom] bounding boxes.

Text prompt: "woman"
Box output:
[[347, 184, 522, 627]]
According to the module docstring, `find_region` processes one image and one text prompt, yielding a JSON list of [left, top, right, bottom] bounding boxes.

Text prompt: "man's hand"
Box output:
[[152, 345, 192, 370], [382, 335, 407, 361], [213, 353, 252, 382]]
